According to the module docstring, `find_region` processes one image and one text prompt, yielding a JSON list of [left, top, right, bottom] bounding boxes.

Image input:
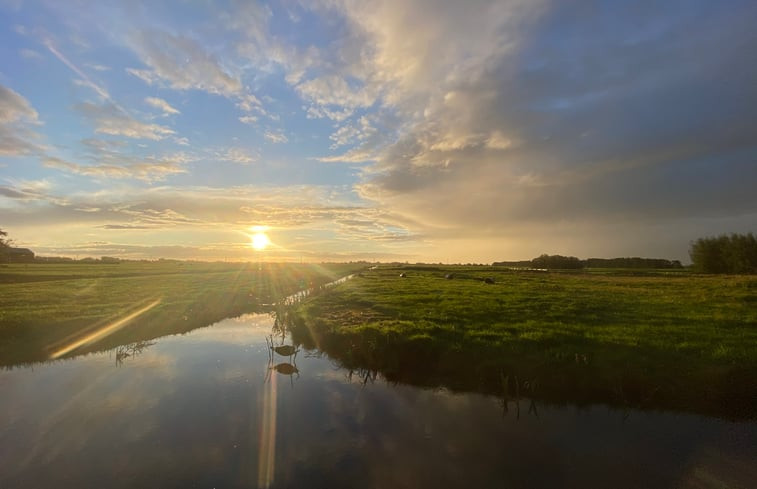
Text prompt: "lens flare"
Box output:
[[49, 299, 162, 359]]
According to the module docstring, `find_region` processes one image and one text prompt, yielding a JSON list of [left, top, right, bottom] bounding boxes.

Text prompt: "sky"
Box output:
[[1, 0, 756, 263]]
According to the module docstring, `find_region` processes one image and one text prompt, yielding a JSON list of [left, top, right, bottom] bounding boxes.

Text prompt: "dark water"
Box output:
[[1, 314, 755, 489]]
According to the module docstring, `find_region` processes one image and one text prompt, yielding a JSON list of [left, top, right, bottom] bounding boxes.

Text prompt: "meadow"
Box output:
[[3, 261, 756, 419], [0, 261, 361, 366], [291, 265, 757, 419]]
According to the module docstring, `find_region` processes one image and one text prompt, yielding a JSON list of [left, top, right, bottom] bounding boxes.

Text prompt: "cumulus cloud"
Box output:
[[144, 97, 180, 115], [287, 0, 757, 259]]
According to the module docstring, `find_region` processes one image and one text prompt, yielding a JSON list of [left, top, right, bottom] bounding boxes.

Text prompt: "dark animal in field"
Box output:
[[484, 277, 495, 284], [445, 273, 454, 279], [399, 272, 407, 278]]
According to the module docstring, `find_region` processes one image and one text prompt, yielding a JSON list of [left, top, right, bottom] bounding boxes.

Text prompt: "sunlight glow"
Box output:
[[251, 232, 271, 251]]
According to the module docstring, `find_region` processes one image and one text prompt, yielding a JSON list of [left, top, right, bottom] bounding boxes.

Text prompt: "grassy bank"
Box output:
[[291, 265, 757, 419], [0, 261, 361, 366]]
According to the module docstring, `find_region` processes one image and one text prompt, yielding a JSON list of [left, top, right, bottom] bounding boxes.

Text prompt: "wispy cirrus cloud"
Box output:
[[76, 102, 175, 140], [263, 130, 288, 144], [144, 97, 180, 115], [126, 29, 267, 119], [0, 83, 43, 156], [216, 147, 258, 165], [127, 30, 242, 96], [43, 153, 189, 182], [43, 39, 112, 102]]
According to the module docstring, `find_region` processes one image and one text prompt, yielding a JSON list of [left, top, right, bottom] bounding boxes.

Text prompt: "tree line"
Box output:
[[689, 233, 757, 274], [493, 254, 683, 270]]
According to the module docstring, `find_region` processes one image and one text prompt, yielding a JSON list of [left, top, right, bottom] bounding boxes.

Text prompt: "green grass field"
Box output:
[[0, 261, 362, 366], [291, 265, 757, 419], [3, 261, 756, 418]]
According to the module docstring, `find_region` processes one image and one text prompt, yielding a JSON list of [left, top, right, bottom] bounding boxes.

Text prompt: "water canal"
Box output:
[[1, 311, 755, 488]]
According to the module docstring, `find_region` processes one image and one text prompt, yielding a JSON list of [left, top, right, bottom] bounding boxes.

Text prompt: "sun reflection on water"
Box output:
[[258, 365, 278, 488]]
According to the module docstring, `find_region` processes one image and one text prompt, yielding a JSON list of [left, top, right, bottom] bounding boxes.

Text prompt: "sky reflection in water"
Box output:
[[1, 314, 755, 489]]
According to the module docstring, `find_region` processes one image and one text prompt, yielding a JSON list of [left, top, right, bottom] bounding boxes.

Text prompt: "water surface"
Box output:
[[1, 314, 755, 488]]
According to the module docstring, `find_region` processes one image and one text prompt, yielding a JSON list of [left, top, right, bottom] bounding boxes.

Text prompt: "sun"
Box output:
[[251, 232, 270, 251]]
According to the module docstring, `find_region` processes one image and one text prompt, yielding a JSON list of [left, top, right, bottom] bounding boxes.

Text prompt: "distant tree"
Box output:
[[690, 233, 757, 274], [585, 257, 683, 269], [0, 228, 12, 263], [531, 254, 584, 269]]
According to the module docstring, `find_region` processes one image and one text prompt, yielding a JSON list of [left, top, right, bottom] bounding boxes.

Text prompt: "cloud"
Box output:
[[43, 39, 112, 102], [296, 75, 378, 120], [216, 147, 257, 165], [329, 116, 377, 149], [315, 149, 377, 163], [128, 30, 242, 96], [283, 0, 757, 260], [122, 29, 264, 118], [43, 152, 189, 182], [0, 83, 43, 156], [304, 105, 353, 122], [0, 183, 410, 236], [98, 224, 152, 229], [76, 102, 175, 140], [0, 184, 45, 201], [5, 0, 757, 262], [0, 84, 39, 124], [85, 63, 110, 72], [264, 130, 288, 144], [144, 97, 180, 115], [236, 94, 263, 113], [125, 68, 158, 85]]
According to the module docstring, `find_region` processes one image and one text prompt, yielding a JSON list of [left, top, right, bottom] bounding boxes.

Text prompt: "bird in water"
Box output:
[[274, 363, 299, 376], [273, 345, 298, 357]]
